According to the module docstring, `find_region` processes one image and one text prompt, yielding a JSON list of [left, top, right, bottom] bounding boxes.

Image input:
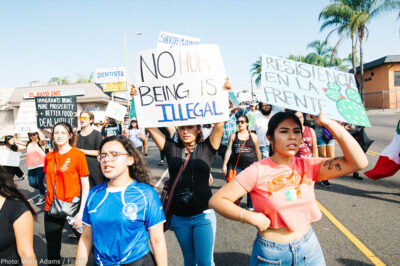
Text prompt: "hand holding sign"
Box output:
[[259, 55, 371, 127]]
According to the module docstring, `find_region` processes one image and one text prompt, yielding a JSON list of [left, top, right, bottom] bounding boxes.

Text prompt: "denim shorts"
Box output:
[[250, 227, 326, 265], [316, 136, 334, 147]]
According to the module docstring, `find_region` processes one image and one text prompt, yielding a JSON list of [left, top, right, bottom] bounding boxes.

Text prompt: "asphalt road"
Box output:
[[12, 109, 400, 266]]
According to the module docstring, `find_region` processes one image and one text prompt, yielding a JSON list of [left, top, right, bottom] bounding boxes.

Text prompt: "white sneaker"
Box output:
[[36, 198, 45, 206]]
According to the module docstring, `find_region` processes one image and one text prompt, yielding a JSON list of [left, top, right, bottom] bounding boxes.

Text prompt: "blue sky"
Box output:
[[1, 0, 399, 91]]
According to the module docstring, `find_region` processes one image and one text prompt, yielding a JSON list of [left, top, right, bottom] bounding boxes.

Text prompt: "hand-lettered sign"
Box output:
[[0, 147, 21, 167], [105, 101, 127, 122], [156, 31, 200, 50], [95, 67, 127, 84], [259, 55, 371, 127], [35, 96, 77, 128], [15, 101, 38, 134], [133, 44, 229, 128]]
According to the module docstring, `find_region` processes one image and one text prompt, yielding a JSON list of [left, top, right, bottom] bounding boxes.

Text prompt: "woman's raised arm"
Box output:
[[314, 113, 368, 181]]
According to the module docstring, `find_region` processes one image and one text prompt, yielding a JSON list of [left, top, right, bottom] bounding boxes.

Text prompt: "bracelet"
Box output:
[[239, 210, 245, 224]]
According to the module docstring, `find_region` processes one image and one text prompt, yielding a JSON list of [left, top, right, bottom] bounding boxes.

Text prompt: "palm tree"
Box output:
[[321, 0, 398, 102], [343, 53, 359, 69], [319, 0, 358, 76], [250, 57, 262, 88], [305, 40, 333, 67]]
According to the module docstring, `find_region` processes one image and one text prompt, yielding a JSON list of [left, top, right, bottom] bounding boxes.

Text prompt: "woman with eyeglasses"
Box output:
[[25, 132, 47, 206], [209, 112, 368, 265], [43, 122, 90, 266], [76, 110, 104, 188], [222, 114, 261, 209], [75, 135, 167, 266]]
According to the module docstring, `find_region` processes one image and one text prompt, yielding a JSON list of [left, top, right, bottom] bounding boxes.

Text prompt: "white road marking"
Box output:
[[28, 194, 40, 202], [155, 169, 169, 188]]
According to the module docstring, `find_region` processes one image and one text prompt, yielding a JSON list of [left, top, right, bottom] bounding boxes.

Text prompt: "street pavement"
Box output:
[[13, 109, 400, 266]]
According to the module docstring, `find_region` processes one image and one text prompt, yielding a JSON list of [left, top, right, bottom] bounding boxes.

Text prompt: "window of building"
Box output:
[[395, 71, 400, 87]]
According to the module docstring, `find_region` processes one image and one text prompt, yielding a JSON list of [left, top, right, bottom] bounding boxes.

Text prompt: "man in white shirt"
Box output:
[[251, 102, 274, 159]]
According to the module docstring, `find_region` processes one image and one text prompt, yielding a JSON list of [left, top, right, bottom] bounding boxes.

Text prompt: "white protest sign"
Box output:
[[0, 147, 21, 167], [95, 67, 127, 84], [238, 92, 252, 103], [260, 55, 371, 127], [105, 101, 127, 121], [133, 44, 229, 128], [156, 31, 200, 50], [15, 101, 38, 134]]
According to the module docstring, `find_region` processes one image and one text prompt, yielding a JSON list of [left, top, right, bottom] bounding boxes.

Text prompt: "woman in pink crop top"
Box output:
[[209, 111, 368, 265]]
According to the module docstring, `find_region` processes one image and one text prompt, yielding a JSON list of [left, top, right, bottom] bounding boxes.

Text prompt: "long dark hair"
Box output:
[[26, 132, 44, 149], [266, 112, 303, 156], [51, 122, 76, 149], [98, 135, 150, 185], [4, 135, 18, 151], [128, 119, 138, 130], [0, 166, 37, 220], [176, 125, 204, 147]]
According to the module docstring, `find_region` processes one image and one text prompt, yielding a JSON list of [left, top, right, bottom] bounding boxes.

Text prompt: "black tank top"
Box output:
[[231, 131, 258, 170]]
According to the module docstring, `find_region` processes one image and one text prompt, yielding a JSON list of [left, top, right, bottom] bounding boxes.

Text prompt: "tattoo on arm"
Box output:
[[323, 158, 342, 171]]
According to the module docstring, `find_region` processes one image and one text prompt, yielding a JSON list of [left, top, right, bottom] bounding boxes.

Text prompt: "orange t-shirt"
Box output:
[[235, 157, 323, 232], [44, 147, 89, 211]]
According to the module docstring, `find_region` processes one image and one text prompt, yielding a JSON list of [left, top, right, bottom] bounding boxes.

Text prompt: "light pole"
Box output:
[[123, 32, 142, 116]]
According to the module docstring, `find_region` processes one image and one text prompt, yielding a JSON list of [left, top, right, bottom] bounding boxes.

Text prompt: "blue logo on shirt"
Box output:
[[122, 203, 138, 220]]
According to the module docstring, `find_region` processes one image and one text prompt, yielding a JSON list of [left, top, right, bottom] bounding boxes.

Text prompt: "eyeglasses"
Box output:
[[97, 151, 130, 162], [236, 121, 246, 125], [78, 116, 89, 121]]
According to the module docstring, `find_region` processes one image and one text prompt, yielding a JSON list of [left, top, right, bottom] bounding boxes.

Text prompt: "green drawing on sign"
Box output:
[[324, 82, 370, 127]]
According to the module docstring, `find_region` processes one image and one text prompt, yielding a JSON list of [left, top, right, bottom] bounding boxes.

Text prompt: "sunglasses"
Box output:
[[28, 133, 37, 137], [202, 124, 211, 129], [236, 121, 246, 125], [78, 116, 89, 121]]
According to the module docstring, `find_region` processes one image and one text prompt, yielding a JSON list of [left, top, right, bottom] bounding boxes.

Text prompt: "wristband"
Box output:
[[239, 210, 245, 224]]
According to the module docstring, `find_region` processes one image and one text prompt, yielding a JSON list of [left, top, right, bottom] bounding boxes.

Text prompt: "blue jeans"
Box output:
[[250, 227, 326, 265], [260, 145, 270, 159], [27, 167, 46, 197], [170, 209, 216, 266]]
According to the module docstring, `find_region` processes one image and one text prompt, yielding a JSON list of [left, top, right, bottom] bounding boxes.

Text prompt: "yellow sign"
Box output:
[[102, 82, 127, 92]]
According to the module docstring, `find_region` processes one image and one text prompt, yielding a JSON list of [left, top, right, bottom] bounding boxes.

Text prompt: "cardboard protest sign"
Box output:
[[102, 82, 127, 92], [259, 55, 371, 127], [238, 92, 252, 103], [157, 31, 200, 49], [105, 101, 127, 121], [95, 67, 127, 84], [15, 101, 38, 134], [35, 96, 77, 128], [133, 44, 229, 128], [0, 147, 21, 167]]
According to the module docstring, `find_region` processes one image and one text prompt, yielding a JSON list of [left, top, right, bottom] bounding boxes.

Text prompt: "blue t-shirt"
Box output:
[[83, 180, 165, 265]]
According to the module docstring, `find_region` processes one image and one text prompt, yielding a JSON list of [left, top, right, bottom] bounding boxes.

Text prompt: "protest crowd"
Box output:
[[1, 46, 399, 266]]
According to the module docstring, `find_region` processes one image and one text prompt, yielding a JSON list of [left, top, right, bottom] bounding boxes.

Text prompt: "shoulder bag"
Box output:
[[48, 155, 81, 219], [226, 132, 248, 182], [160, 150, 191, 231]]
